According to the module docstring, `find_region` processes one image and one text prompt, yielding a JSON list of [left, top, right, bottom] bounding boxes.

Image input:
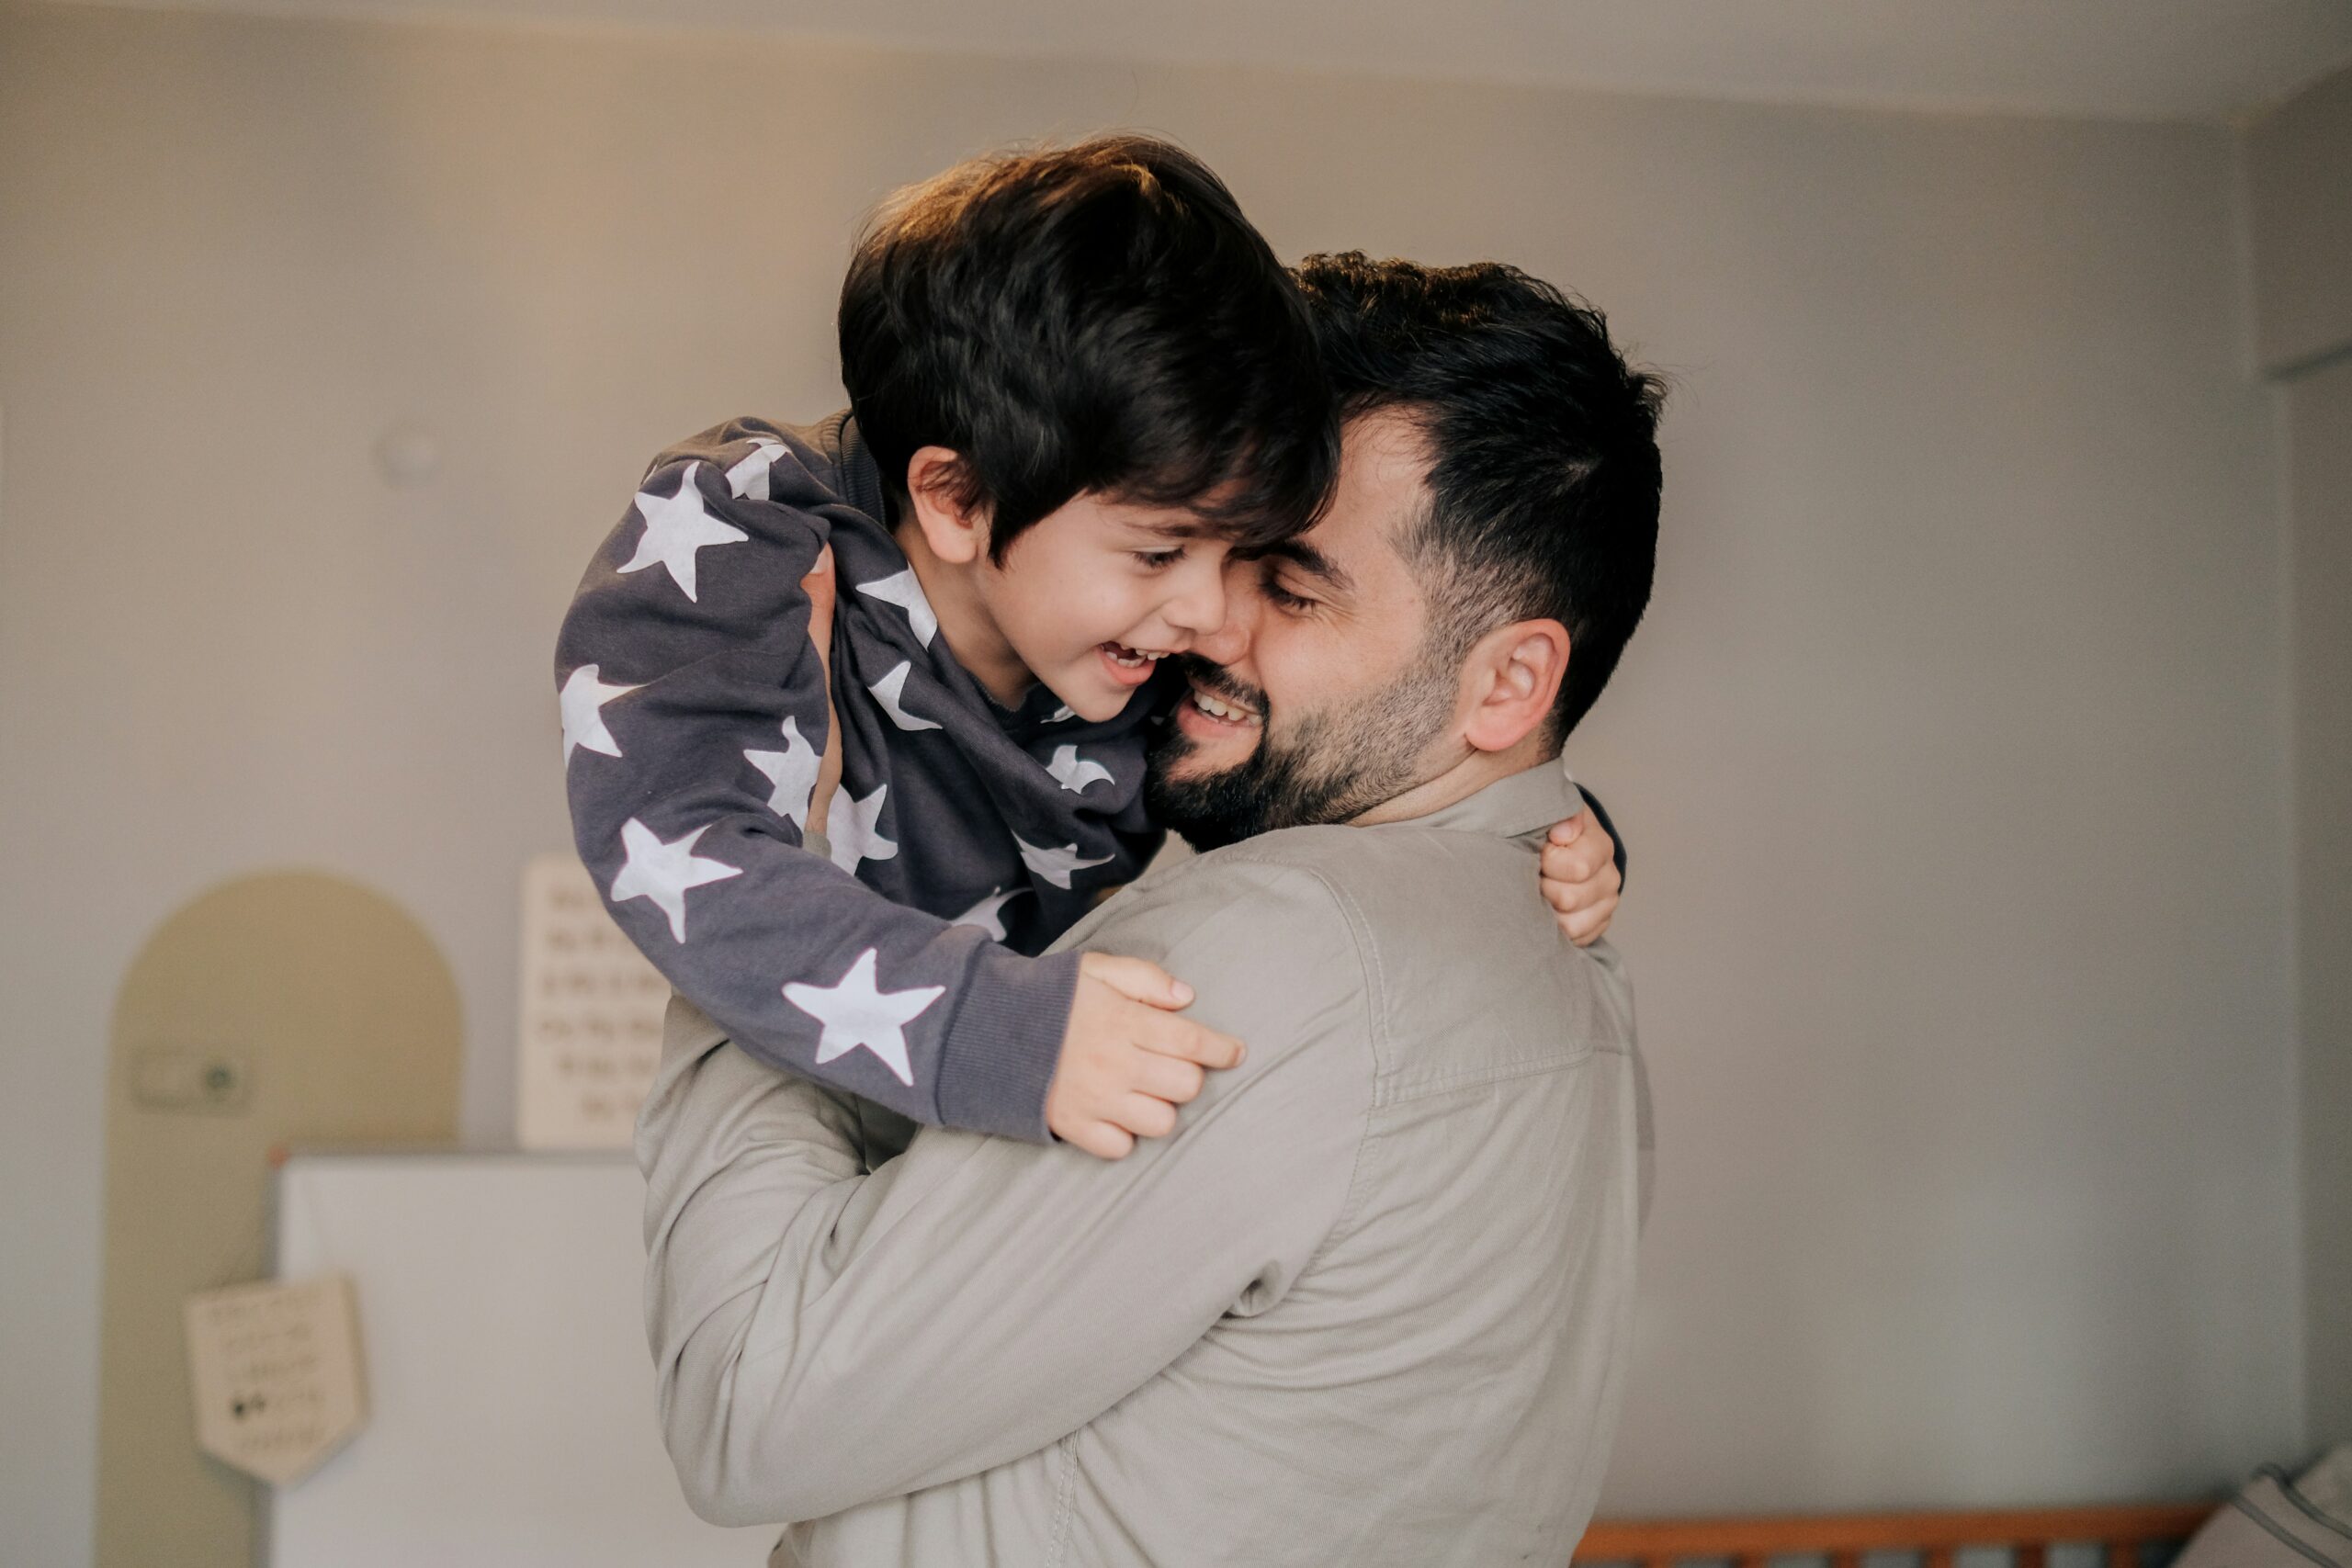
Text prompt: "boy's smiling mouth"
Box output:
[[1099, 641, 1172, 687]]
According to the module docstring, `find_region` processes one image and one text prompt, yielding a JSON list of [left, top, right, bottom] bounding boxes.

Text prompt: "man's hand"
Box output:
[[1540, 809, 1621, 947], [1046, 954, 1246, 1159]]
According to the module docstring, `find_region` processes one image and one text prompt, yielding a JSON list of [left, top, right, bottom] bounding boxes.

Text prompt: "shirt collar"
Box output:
[[1376, 752, 1584, 845]]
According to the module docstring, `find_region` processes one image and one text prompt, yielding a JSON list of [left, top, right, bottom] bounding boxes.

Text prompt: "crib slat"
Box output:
[[2015, 1544, 2046, 1568]]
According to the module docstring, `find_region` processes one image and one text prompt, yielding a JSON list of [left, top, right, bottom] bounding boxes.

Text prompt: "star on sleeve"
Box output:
[[610, 818, 742, 942], [744, 715, 822, 830], [781, 947, 944, 1087], [948, 886, 1025, 942], [1013, 834, 1114, 889], [826, 784, 899, 874], [869, 661, 943, 732], [724, 437, 787, 501], [559, 664, 638, 764], [855, 568, 939, 648], [1044, 744, 1114, 794], [619, 462, 749, 602]]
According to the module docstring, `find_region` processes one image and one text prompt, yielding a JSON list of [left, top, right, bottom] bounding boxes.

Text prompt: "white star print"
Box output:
[[1014, 834, 1114, 889], [610, 818, 741, 942], [618, 462, 748, 602], [948, 886, 1024, 942], [827, 784, 899, 873], [559, 664, 638, 764], [744, 715, 821, 829], [857, 568, 939, 647], [783, 947, 944, 1087], [724, 436, 786, 501], [869, 661, 943, 732], [1045, 744, 1114, 794], [1047, 705, 1077, 723]]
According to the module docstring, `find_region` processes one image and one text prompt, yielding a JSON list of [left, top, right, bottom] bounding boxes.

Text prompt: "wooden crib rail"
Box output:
[[1575, 1502, 2219, 1568]]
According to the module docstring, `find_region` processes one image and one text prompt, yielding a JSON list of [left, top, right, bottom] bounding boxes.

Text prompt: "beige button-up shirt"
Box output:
[[637, 755, 1650, 1567]]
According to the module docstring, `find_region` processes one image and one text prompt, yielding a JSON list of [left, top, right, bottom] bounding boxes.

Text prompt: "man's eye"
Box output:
[[1261, 578, 1317, 614], [1133, 548, 1184, 570]]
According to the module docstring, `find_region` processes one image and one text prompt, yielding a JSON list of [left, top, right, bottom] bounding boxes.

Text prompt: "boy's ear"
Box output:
[[1458, 618, 1571, 754], [902, 446, 989, 566]]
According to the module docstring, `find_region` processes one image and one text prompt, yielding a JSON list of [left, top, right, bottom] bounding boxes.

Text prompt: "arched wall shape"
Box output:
[[96, 872, 461, 1568]]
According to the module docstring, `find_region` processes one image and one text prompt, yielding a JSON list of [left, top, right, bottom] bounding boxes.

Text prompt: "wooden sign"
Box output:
[[516, 853, 672, 1149], [184, 1274, 367, 1485]]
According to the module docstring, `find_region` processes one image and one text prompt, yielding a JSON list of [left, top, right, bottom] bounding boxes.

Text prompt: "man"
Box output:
[[637, 252, 1664, 1567]]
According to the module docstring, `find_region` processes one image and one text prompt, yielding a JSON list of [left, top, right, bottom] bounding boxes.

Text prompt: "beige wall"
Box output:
[[2246, 62, 2352, 1448], [0, 4, 2299, 1561]]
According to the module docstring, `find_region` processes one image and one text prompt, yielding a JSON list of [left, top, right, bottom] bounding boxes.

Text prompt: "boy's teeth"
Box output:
[[1106, 643, 1168, 666]]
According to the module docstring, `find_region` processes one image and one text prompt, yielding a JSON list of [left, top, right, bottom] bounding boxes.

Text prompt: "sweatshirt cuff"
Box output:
[[933, 947, 1082, 1144]]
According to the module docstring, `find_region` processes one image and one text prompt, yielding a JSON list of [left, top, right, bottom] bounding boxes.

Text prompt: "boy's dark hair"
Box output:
[[840, 136, 1338, 562], [1292, 253, 1664, 742]]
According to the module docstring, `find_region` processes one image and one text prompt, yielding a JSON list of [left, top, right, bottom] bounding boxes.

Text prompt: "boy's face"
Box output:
[[978, 494, 1246, 723]]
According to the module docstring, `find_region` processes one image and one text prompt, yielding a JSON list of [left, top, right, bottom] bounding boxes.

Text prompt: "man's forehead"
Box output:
[[1281, 409, 1433, 585]]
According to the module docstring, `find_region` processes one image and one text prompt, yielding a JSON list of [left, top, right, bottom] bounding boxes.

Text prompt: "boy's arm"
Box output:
[[559, 430, 1067, 1139]]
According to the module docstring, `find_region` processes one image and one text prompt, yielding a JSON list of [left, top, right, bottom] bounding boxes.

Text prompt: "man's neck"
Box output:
[[892, 520, 1035, 708], [1348, 733, 1557, 829]]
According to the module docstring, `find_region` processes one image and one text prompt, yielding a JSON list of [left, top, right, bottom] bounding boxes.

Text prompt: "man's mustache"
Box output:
[[1170, 653, 1269, 716]]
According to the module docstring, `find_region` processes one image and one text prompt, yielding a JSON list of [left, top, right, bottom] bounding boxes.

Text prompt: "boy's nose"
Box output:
[[1191, 601, 1253, 667], [1162, 568, 1227, 641]]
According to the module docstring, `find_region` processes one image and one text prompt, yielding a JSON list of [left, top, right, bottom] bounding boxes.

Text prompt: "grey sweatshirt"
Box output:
[[557, 413, 1169, 1142]]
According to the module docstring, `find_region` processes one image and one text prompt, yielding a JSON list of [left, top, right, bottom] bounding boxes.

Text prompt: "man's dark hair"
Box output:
[[1293, 253, 1663, 741], [840, 136, 1337, 562]]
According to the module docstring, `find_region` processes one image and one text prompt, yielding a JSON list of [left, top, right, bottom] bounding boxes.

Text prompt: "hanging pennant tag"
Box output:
[[184, 1273, 368, 1485]]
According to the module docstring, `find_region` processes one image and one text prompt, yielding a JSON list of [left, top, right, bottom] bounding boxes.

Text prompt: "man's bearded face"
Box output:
[[1143, 637, 1461, 850]]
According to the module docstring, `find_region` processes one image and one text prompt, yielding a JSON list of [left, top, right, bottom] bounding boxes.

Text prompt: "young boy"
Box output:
[[557, 136, 1621, 1159]]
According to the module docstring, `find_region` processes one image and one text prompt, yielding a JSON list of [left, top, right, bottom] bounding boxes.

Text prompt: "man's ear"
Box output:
[[901, 446, 989, 566], [1459, 618, 1570, 754]]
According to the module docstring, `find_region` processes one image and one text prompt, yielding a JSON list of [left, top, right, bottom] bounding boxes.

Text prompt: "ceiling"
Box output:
[[64, 0, 2352, 122]]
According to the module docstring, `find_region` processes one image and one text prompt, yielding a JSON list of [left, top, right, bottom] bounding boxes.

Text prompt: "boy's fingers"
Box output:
[[1112, 1094, 1181, 1141], [1541, 835, 1613, 885], [1133, 1054, 1207, 1107], [1061, 1119, 1135, 1161], [1563, 893, 1619, 946], [1081, 953, 1195, 1010], [1547, 812, 1586, 845], [1141, 1015, 1245, 1070]]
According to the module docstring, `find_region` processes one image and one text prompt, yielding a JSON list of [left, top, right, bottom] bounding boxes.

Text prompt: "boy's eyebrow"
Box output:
[[1257, 539, 1353, 594]]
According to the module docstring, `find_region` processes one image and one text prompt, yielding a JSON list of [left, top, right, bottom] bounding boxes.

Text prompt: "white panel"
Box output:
[[266, 1153, 773, 1568]]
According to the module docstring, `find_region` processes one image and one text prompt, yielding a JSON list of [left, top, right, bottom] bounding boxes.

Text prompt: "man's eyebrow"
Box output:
[[1256, 539, 1354, 594]]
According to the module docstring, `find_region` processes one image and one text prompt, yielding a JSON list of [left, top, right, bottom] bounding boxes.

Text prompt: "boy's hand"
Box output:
[[1046, 954, 1246, 1160], [801, 545, 845, 833], [1541, 809, 1621, 947]]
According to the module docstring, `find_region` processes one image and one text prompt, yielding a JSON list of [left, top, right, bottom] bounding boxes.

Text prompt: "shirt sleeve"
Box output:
[[635, 861, 1375, 1529], [557, 426, 1077, 1141]]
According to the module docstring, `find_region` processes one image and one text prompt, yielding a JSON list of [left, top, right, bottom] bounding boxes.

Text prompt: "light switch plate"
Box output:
[[131, 1048, 253, 1113]]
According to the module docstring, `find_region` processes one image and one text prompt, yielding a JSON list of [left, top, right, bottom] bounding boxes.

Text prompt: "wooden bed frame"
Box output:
[[1575, 1502, 2219, 1568]]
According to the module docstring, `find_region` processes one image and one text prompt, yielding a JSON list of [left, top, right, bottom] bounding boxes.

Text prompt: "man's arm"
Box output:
[[638, 858, 1374, 1529]]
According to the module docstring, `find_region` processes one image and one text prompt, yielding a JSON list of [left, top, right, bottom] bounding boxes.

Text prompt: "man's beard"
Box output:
[[1144, 647, 1463, 852]]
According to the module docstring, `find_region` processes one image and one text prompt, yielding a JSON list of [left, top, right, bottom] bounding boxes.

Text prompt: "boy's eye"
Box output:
[[1133, 547, 1185, 570]]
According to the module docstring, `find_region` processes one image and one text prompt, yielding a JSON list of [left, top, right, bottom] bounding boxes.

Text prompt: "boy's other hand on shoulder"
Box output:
[[1540, 809, 1620, 948], [1047, 955, 1246, 1160]]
